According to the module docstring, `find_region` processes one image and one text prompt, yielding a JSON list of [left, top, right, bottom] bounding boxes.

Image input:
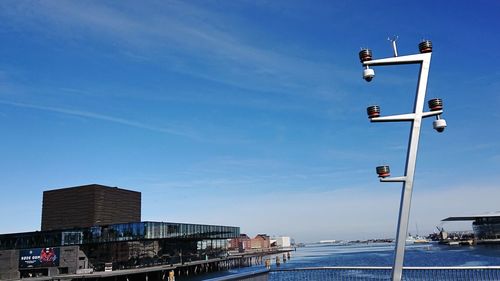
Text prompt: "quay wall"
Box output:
[[0, 249, 19, 280], [0, 248, 291, 281]]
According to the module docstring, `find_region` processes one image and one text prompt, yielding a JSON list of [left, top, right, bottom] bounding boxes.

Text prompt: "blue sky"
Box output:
[[0, 1, 499, 242]]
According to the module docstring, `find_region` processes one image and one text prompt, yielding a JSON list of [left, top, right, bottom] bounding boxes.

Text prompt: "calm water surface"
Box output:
[[281, 243, 500, 267], [184, 243, 500, 280]]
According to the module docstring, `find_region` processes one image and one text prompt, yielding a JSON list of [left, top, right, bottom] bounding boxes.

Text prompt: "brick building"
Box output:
[[41, 184, 141, 231], [251, 234, 271, 249], [229, 234, 271, 251]]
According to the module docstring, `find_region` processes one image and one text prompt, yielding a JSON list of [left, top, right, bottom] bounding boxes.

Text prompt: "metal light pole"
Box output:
[[359, 39, 446, 281]]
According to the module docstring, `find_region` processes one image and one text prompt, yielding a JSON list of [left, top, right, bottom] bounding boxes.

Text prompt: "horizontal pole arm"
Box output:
[[363, 53, 430, 66], [422, 110, 443, 118], [371, 110, 443, 123], [380, 176, 407, 183], [370, 113, 415, 122]]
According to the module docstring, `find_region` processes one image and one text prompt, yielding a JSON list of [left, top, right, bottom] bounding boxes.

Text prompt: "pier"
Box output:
[[8, 249, 291, 281]]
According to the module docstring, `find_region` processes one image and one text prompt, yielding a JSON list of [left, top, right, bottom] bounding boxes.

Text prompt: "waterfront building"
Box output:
[[443, 212, 500, 243], [271, 236, 291, 248], [229, 234, 251, 252], [0, 185, 239, 279], [250, 234, 271, 249], [228, 234, 272, 252], [41, 184, 141, 231]]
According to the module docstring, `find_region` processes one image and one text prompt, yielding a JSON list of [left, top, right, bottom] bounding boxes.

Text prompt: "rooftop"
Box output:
[[442, 211, 500, 221]]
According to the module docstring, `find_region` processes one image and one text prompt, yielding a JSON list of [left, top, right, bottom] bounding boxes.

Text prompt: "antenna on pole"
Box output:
[[388, 36, 399, 57]]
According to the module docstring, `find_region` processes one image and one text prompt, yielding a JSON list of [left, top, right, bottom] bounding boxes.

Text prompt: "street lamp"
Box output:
[[359, 39, 446, 281]]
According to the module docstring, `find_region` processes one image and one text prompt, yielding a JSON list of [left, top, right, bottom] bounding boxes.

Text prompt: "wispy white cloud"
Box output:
[[118, 155, 373, 195], [0, 100, 199, 139], [0, 1, 356, 102], [58, 88, 95, 97]]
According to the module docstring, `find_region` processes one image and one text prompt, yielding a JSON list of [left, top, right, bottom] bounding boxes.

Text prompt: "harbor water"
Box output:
[[185, 242, 500, 280], [279, 242, 500, 268]]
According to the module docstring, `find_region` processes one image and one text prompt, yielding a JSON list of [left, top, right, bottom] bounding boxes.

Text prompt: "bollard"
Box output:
[[168, 270, 175, 281], [265, 258, 271, 269]]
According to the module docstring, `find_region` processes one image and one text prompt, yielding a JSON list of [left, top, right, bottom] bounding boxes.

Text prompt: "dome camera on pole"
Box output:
[[367, 105, 381, 118], [363, 67, 375, 82], [376, 165, 391, 178], [360, 49, 375, 82], [428, 98, 447, 133], [433, 119, 447, 133], [418, 40, 432, 53], [359, 49, 375, 82]]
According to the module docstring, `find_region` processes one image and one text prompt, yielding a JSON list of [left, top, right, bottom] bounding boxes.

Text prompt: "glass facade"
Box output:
[[0, 221, 239, 250], [473, 217, 500, 239]]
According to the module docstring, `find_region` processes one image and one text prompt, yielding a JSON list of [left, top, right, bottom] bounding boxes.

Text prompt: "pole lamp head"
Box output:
[[428, 98, 447, 133], [359, 49, 375, 82], [376, 165, 390, 178], [367, 105, 381, 118], [428, 98, 443, 111], [359, 49, 373, 63], [419, 40, 432, 53]]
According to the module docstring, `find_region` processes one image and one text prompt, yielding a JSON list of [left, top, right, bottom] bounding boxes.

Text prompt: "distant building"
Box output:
[[41, 184, 141, 231], [443, 212, 500, 243], [251, 234, 270, 249], [272, 236, 291, 248], [229, 234, 272, 252], [229, 234, 251, 252]]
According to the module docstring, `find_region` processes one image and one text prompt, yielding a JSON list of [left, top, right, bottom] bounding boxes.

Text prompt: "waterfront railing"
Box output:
[[208, 266, 500, 281]]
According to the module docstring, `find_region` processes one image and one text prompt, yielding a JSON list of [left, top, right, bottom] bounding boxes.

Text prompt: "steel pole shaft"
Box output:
[[391, 54, 431, 281]]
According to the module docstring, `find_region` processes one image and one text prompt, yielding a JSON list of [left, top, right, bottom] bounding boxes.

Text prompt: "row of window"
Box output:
[[473, 223, 500, 239], [0, 222, 239, 250]]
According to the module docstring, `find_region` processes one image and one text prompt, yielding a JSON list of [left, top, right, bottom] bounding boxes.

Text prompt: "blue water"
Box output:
[[184, 243, 500, 280], [279, 243, 500, 268]]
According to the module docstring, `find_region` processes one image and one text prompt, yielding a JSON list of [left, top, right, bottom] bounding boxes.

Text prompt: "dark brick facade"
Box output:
[[41, 184, 141, 231]]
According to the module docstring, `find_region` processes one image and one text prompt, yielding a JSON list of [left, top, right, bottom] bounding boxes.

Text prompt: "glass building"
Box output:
[[0, 185, 241, 279], [443, 212, 500, 242], [0, 221, 239, 250], [0, 221, 239, 276]]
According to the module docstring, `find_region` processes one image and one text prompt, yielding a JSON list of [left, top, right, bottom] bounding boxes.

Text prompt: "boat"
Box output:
[[406, 235, 429, 244]]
